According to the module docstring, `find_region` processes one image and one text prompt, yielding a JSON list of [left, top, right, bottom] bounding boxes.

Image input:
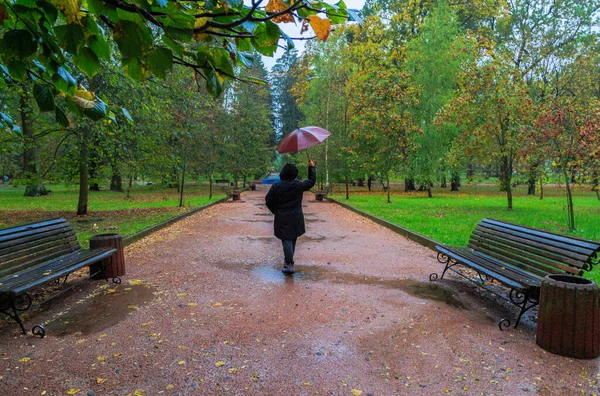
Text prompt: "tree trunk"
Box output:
[[539, 177, 544, 200], [500, 158, 513, 211], [77, 128, 89, 215], [345, 174, 349, 200], [440, 173, 447, 188], [466, 163, 474, 181], [386, 173, 391, 203], [563, 168, 575, 231], [243, 175, 247, 189], [527, 176, 536, 196], [21, 88, 47, 197], [450, 172, 460, 191], [110, 167, 124, 192], [404, 177, 416, 192], [126, 175, 133, 199], [179, 154, 186, 207], [427, 183, 432, 198], [209, 171, 213, 199]]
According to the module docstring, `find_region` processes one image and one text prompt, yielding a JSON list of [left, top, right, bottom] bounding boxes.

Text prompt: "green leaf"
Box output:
[[32, 59, 46, 73], [164, 2, 194, 29], [56, 66, 77, 87], [83, 98, 107, 121], [237, 52, 255, 68], [83, 0, 104, 14], [33, 84, 55, 111], [211, 48, 233, 77], [121, 107, 133, 123], [205, 68, 223, 97], [124, 58, 143, 81], [225, 0, 242, 9], [88, 35, 111, 61], [324, 3, 347, 24], [164, 27, 192, 42], [55, 24, 86, 54], [38, 0, 58, 24], [3, 30, 37, 58], [147, 47, 173, 78], [55, 106, 69, 127], [162, 34, 184, 57], [114, 20, 153, 59], [252, 20, 280, 48], [76, 47, 102, 77], [280, 30, 295, 51], [65, 96, 82, 117], [7, 60, 27, 81]]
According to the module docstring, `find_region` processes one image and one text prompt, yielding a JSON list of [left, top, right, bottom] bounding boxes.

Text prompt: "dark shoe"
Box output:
[[282, 262, 295, 274]]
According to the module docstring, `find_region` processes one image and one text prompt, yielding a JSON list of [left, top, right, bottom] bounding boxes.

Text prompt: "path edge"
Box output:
[[326, 197, 439, 251], [123, 197, 228, 246]]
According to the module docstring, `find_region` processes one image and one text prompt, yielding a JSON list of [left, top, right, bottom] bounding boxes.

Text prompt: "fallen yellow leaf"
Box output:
[[129, 279, 144, 285], [215, 361, 225, 367], [303, 382, 311, 386], [97, 355, 108, 361], [141, 322, 152, 327], [66, 389, 81, 395], [228, 368, 238, 374], [178, 360, 186, 365], [166, 384, 175, 390], [212, 302, 223, 307], [96, 377, 107, 384], [134, 390, 145, 396], [18, 357, 31, 363], [114, 352, 123, 357]]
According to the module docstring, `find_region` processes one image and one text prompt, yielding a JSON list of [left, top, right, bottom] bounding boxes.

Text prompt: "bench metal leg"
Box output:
[[0, 293, 33, 335], [499, 289, 539, 330], [430, 252, 457, 281]]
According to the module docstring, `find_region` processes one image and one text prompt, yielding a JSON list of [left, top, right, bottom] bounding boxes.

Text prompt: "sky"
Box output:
[[260, 0, 367, 70]]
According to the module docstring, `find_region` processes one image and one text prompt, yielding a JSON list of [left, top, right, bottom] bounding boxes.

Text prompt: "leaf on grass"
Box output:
[[308, 15, 331, 41], [265, 0, 294, 23]]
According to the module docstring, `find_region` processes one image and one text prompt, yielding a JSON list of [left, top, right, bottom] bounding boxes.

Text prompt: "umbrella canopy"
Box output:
[[276, 126, 331, 154]]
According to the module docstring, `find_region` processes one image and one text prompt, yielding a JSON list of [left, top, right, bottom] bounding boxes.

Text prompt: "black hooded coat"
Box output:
[[265, 165, 316, 240]]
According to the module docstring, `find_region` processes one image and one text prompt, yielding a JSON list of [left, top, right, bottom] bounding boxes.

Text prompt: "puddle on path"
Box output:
[[45, 283, 157, 336], [214, 261, 465, 309]]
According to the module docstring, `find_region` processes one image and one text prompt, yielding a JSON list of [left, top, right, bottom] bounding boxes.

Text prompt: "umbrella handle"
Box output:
[[305, 147, 310, 162]]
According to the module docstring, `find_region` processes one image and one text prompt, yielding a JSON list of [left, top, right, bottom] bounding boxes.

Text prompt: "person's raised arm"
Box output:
[[265, 185, 277, 214], [301, 160, 317, 191]]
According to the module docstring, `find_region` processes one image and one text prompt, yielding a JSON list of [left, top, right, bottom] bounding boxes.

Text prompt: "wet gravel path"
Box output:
[[1, 186, 599, 395]]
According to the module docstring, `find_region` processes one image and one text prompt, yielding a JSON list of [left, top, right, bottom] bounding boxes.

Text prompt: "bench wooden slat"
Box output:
[[438, 246, 540, 289], [0, 241, 81, 277], [0, 229, 78, 259], [0, 222, 72, 244], [482, 218, 600, 251], [474, 224, 595, 263], [470, 228, 589, 270], [2, 248, 116, 295], [0, 226, 75, 251], [0, 218, 66, 237]]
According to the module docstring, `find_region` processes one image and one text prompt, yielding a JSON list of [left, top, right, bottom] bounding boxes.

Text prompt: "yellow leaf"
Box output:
[[215, 361, 225, 367], [166, 384, 175, 390], [114, 352, 123, 357], [96, 378, 107, 384], [66, 389, 81, 395], [303, 382, 311, 386], [212, 302, 223, 307], [141, 322, 152, 327], [308, 15, 331, 41], [128, 279, 144, 285], [187, 302, 198, 307], [178, 360, 186, 365], [97, 355, 108, 361], [18, 357, 31, 363], [72, 90, 96, 109], [351, 389, 363, 395], [228, 368, 238, 374], [265, 0, 294, 23], [49, 0, 82, 24], [134, 390, 145, 396]]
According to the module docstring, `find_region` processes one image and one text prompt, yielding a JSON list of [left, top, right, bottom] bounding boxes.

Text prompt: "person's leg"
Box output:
[[281, 239, 295, 273]]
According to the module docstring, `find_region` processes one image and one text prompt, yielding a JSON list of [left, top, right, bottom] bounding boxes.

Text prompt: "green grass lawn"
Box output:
[[330, 183, 600, 282], [0, 183, 225, 248]]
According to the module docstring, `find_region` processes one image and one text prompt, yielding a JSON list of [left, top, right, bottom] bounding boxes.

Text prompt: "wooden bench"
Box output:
[[0, 218, 117, 337], [431, 218, 600, 330], [215, 179, 230, 186]]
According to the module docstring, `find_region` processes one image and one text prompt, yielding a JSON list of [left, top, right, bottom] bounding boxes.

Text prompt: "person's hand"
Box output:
[[308, 160, 317, 167]]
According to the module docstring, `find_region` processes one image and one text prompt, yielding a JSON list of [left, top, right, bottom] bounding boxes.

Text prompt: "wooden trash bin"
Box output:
[[536, 274, 600, 359], [315, 191, 325, 201], [232, 190, 241, 200], [89, 234, 125, 280]]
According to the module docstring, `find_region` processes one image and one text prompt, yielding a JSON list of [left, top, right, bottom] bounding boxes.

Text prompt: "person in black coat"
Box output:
[[265, 160, 317, 274]]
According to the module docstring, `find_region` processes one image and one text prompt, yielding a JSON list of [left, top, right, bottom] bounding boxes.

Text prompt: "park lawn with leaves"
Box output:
[[330, 183, 600, 282], [0, 184, 225, 248]]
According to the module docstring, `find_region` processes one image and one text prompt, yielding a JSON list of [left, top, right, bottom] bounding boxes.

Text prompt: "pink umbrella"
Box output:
[[276, 126, 331, 157]]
